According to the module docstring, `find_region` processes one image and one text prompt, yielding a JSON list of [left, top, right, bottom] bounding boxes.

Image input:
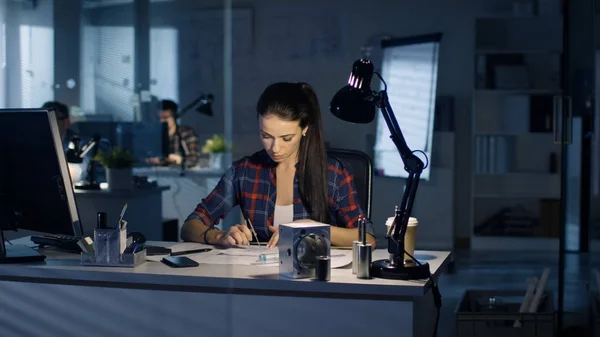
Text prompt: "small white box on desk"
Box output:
[[279, 222, 330, 279]]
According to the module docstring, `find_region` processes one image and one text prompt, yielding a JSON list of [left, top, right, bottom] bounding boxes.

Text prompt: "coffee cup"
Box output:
[[385, 216, 418, 262]]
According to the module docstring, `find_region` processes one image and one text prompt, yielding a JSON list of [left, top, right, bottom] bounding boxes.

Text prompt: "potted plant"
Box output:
[[201, 134, 228, 171], [94, 147, 136, 191]]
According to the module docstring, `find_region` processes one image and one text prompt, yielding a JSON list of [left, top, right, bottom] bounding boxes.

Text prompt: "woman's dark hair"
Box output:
[[256, 82, 330, 224]]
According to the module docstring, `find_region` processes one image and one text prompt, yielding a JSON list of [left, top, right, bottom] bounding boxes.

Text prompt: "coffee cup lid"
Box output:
[[386, 216, 418, 225]]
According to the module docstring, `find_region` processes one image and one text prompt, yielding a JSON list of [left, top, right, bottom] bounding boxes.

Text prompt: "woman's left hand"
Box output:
[[266, 225, 279, 248]]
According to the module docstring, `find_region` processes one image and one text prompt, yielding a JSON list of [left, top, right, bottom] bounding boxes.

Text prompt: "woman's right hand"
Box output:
[[215, 224, 253, 247]]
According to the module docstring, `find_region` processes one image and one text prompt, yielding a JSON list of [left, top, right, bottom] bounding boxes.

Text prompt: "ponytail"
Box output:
[[297, 82, 330, 224]]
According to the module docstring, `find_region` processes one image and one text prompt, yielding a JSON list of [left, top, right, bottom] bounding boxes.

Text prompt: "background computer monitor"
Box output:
[[72, 121, 168, 163], [71, 121, 117, 145], [0, 109, 83, 262], [114, 122, 169, 162]]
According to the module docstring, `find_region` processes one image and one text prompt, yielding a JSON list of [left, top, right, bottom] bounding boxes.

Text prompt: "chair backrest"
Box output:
[[327, 148, 373, 219]]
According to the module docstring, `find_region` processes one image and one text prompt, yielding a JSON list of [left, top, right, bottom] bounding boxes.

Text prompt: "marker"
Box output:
[[170, 248, 212, 256], [257, 254, 278, 264]]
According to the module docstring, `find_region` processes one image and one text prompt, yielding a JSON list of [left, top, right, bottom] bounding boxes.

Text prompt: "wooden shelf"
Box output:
[[474, 173, 560, 199], [475, 49, 561, 55], [474, 89, 561, 94], [471, 236, 559, 251], [470, 12, 564, 246]]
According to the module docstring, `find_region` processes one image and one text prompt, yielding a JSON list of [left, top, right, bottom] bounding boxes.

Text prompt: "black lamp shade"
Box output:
[[329, 85, 376, 124], [195, 94, 214, 116]]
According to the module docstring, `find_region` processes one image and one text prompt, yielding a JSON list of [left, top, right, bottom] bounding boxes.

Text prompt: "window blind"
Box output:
[[19, 25, 54, 108], [81, 25, 135, 120], [150, 27, 178, 104], [374, 34, 441, 180], [0, 0, 6, 107]]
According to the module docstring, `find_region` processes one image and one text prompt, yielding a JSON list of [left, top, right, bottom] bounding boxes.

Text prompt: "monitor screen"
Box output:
[[115, 121, 167, 163], [0, 109, 83, 237], [72, 120, 168, 165], [374, 33, 442, 180]]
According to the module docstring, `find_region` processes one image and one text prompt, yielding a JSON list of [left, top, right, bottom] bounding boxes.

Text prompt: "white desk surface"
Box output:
[[74, 185, 170, 196], [0, 237, 451, 301]]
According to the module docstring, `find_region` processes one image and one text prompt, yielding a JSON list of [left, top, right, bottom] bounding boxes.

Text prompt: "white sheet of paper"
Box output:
[[187, 249, 352, 268], [191, 254, 276, 266], [146, 243, 352, 269], [329, 251, 353, 268], [220, 246, 278, 257]]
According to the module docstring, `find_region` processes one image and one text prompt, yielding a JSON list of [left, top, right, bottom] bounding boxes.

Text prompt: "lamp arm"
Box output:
[[79, 137, 98, 158], [172, 93, 210, 176], [86, 134, 101, 186], [375, 90, 425, 262], [174, 122, 187, 176], [176, 93, 210, 120]]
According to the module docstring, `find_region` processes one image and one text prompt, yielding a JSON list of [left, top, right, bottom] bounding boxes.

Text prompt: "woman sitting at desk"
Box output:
[[181, 82, 375, 248]]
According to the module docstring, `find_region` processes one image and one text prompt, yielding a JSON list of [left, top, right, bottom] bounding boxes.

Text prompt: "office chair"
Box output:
[[239, 148, 373, 227], [327, 148, 373, 219]]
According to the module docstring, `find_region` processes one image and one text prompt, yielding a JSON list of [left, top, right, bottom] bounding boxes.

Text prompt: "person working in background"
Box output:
[[41, 101, 76, 151], [147, 99, 200, 167], [41, 101, 108, 185], [181, 82, 376, 249]]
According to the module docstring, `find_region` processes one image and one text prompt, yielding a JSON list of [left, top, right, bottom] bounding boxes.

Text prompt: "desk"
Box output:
[[75, 186, 169, 240], [134, 167, 239, 235], [0, 238, 451, 337]]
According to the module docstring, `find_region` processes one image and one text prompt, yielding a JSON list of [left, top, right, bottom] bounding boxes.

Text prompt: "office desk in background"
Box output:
[[74, 185, 169, 240], [134, 167, 240, 237], [0, 238, 451, 337]]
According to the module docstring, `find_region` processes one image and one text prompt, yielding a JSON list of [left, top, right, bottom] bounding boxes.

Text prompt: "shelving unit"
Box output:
[[470, 14, 563, 249]]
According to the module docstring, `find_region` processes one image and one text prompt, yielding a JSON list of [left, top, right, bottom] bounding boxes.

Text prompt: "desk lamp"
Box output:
[[330, 59, 430, 280], [66, 134, 102, 190], [171, 93, 214, 176]]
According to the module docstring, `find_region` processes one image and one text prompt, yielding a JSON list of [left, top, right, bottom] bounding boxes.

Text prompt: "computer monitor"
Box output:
[[115, 121, 169, 163], [71, 121, 117, 146], [0, 109, 83, 263]]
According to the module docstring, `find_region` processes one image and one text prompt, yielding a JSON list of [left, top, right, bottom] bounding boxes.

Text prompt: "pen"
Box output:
[[170, 248, 212, 256], [244, 214, 262, 249], [116, 202, 128, 229]]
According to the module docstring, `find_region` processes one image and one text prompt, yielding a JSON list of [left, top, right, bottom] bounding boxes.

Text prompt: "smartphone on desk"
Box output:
[[161, 256, 199, 268]]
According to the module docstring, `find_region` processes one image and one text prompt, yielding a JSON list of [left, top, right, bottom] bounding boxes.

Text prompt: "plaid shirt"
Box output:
[[170, 125, 199, 167], [186, 150, 375, 241]]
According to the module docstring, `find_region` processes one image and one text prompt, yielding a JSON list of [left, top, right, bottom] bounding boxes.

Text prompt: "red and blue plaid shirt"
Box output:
[[187, 150, 375, 241]]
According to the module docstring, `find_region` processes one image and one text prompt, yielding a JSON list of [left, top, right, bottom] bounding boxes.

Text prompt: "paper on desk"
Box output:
[[187, 249, 352, 268], [146, 243, 352, 268], [221, 245, 278, 256]]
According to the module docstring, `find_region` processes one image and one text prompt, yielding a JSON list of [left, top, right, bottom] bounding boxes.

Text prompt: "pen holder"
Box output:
[[93, 228, 127, 265], [80, 249, 146, 268]]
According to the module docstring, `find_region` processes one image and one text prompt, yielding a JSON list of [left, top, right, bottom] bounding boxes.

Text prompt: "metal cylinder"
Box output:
[[356, 243, 372, 279], [315, 255, 331, 281], [352, 240, 360, 274]]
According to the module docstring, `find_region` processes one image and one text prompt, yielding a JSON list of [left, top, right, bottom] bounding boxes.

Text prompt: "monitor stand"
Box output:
[[0, 230, 46, 264]]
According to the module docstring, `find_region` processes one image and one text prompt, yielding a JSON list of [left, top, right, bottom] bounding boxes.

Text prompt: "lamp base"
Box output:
[[370, 259, 430, 280], [74, 183, 101, 190]]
